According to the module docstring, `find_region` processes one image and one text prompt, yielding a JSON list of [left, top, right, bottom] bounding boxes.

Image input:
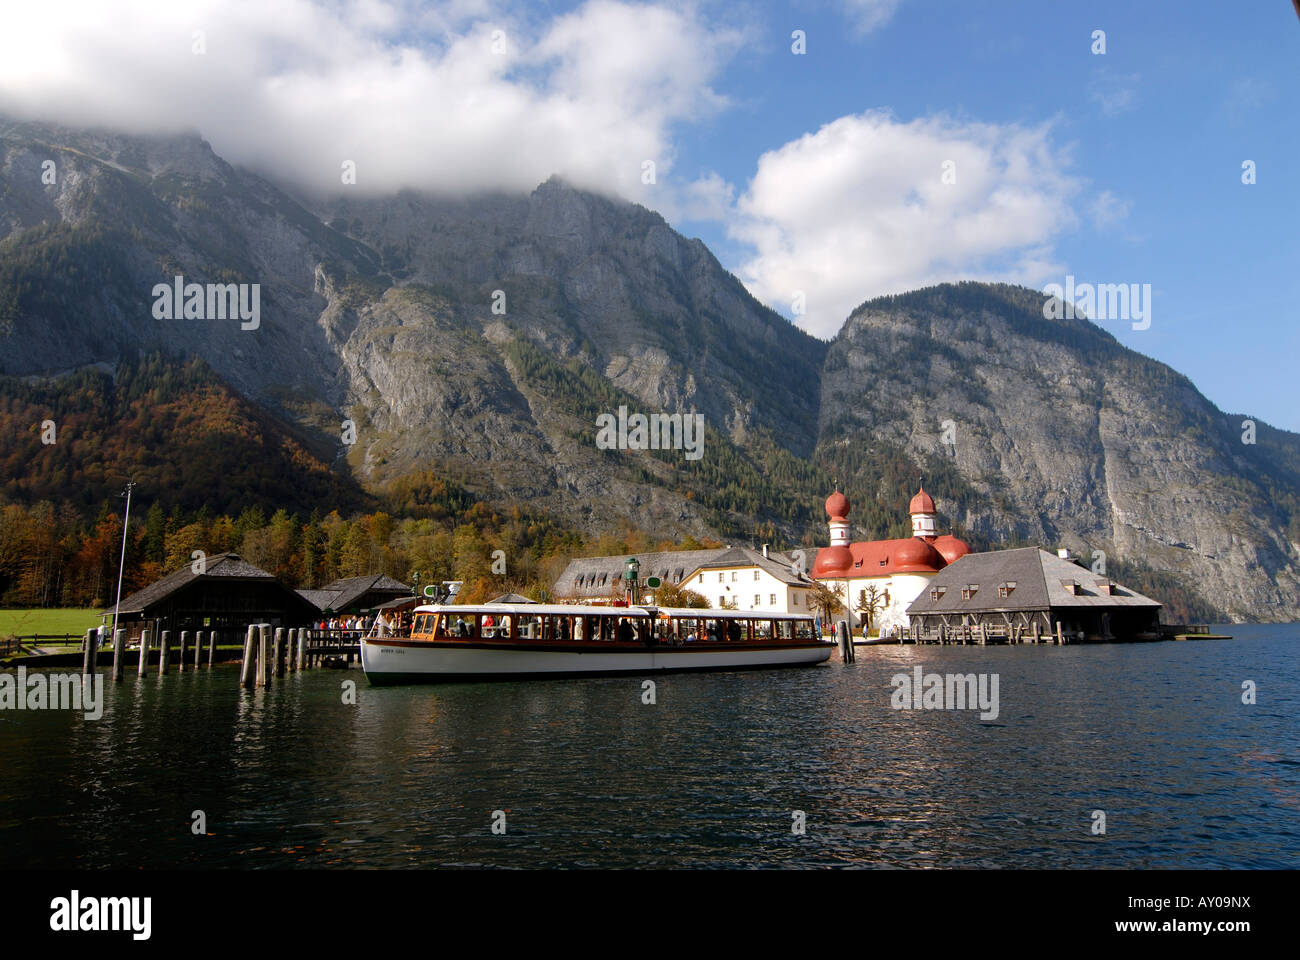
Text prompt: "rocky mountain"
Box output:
[[1, 117, 1297, 621]]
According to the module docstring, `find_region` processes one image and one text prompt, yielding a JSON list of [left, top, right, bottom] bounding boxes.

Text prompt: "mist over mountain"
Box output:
[[1, 117, 1297, 621]]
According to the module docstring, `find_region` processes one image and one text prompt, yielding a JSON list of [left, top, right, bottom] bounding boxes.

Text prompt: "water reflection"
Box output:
[[1, 625, 1297, 868]]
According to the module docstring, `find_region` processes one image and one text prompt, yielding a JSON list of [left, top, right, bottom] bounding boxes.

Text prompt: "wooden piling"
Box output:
[[158, 629, 171, 674], [296, 629, 306, 671], [240, 625, 257, 688], [178, 630, 189, 671], [273, 628, 285, 679], [137, 628, 151, 677], [208, 629, 217, 668], [82, 629, 97, 677], [112, 629, 126, 681], [257, 624, 270, 687], [1055, 621, 1064, 645]]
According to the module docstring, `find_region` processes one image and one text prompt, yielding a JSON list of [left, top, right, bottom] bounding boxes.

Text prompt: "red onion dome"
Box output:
[[893, 537, 943, 570], [908, 486, 935, 515], [812, 545, 854, 577], [825, 490, 851, 521], [933, 535, 971, 565]]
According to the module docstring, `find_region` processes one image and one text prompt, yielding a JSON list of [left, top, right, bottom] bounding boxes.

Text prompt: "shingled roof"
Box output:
[[906, 547, 1161, 616], [315, 574, 412, 611], [689, 546, 813, 586], [553, 549, 729, 600], [102, 552, 277, 616]]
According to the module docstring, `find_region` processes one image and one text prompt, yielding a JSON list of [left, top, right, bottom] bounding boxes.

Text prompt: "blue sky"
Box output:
[[2, 0, 1296, 428]]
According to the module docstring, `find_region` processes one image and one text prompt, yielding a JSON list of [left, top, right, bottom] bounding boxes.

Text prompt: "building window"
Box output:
[[930, 586, 947, 601], [998, 581, 1017, 598], [792, 594, 799, 607], [731, 572, 738, 582], [718, 596, 726, 607], [755, 594, 762, 606], [719, 573, 725, 583], [961, 584, 978, 601], [754, 570, 760, 581], [770, 594, 776, 605]]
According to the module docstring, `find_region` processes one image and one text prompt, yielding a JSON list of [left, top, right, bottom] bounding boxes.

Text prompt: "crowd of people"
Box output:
[[313, 610, 412, 636]]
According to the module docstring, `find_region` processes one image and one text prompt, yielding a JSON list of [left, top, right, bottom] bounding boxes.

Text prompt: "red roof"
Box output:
[[825, 490, 851, 521], [908, 486, 935, 515], [813, 537, 948, 577], [933, 534, 971, 564]]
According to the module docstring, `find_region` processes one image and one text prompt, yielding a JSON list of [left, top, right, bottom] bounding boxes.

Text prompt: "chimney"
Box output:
[[761, 544, 769, 558], [1057, 548, 1072, 560]]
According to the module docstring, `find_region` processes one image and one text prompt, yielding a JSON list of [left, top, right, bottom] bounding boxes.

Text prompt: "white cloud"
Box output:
[[840, 0, 903, 35], [1091, 190, 1129, 230], [1087, 70, 1140, 116], [727, 110, 1081, 337], [0, 0, 744, 200]]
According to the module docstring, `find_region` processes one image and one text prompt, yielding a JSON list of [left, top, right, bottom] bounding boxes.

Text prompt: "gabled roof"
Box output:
[[906, 547, 1161, 616], [553, 549, 729, 599], [103, 552, 278, 615], [687, 546, 814, 586], [316, 574, 411, 611], [297, 589, 344, 611]]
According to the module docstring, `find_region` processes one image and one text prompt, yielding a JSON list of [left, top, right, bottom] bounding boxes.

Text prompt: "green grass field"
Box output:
[[0, 608, 103, 639]]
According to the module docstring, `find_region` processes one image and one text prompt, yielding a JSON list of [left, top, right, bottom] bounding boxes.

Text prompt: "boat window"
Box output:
[[794, 620, 812, 639], [677, 618, 699, 642], [517, 615, 543, 639], [754, 619, 772, 639], [481, 612, 513, 639], [440, 613, 478, 638], [776, 620, 794, 640]]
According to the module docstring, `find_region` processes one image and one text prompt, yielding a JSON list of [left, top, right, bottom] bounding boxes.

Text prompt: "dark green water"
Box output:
[[2, 625, 1297, 868]]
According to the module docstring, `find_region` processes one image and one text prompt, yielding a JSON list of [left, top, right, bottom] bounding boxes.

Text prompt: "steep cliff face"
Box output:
[[819, 283, 1300, 620], [1, 120, 1297, 619]]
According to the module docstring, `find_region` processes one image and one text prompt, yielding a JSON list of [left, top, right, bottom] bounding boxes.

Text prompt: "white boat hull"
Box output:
[[361, 638, 832, 684]]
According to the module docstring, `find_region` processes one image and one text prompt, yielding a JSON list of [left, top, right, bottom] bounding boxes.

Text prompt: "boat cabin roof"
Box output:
[[414, 603, 812, 620]]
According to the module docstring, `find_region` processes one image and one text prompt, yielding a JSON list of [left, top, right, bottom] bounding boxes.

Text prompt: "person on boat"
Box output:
[[617, 619, 633, 643], [684, 628, 697, 643], [558, 618, 571, 641], [727, 620, 742, 643], [375, 612, 391, 638]]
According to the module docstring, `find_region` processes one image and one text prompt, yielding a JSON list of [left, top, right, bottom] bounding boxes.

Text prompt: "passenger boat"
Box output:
[[360, 603, 832, 684]]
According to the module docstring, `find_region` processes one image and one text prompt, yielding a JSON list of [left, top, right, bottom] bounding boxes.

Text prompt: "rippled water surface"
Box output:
[[2, 625, 1297, 868]]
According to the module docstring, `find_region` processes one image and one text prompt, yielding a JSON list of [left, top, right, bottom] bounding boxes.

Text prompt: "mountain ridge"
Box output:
[[1, 117, 1296, 620]]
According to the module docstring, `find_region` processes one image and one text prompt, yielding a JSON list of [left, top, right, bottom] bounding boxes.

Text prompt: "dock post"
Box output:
[[1055, 621, 1063, 645], [208, 630, 217, 668], [257, 624, 270, 687], [82, 629, 97, 677], [296, 629, 306, 671], [137, 628, 151, 677], [158, 629, 171, 674], [240, 625, 257, 688], [178, 630, 189, 671], [188, 630, 199, 669], [112, 629, 126, 681], [274, 628, 285, 679]]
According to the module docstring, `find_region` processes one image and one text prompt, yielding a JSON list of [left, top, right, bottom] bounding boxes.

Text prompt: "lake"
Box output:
[[2, 624, 1296, 868]]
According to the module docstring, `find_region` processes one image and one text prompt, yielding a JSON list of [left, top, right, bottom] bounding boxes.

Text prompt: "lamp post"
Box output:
[[624, 557, 640, 606]]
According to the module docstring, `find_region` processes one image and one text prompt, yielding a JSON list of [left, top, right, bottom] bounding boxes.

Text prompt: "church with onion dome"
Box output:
[[811, 486, 970, 635]]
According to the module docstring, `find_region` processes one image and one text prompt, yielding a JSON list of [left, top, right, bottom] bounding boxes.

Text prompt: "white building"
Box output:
[[811, 488, 971, 635]]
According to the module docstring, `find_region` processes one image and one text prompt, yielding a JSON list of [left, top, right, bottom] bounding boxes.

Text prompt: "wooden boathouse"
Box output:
[[101, 552, 322, 641], [905, 547, 1162, 643]]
